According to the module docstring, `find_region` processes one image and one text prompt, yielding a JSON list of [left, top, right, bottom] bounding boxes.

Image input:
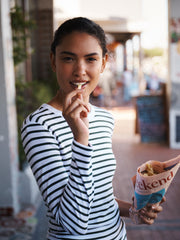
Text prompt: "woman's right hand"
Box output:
[[62, 90, 90, 146]]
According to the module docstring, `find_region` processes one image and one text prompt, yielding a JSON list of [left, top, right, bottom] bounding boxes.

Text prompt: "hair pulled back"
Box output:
[[51, 17, 107, 57]]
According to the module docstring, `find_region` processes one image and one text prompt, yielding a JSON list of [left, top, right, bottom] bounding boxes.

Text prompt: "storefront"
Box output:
[[168, 0, 180, 148]]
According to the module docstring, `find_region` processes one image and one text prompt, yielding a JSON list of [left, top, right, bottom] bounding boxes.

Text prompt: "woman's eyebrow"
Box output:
[[85, 53, 99, 57], [60, 51, 76, 56], [60, 51, 99, 57]]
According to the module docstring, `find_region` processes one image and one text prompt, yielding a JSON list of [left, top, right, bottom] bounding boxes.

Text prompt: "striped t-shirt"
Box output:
[[21, 103, 127, 240]]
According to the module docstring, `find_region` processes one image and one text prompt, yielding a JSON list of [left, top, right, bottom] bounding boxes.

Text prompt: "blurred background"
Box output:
[[0, 0, 180, 239]]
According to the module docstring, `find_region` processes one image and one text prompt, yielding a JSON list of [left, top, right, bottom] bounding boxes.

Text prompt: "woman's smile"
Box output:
[[50, 31, 107, 104], [70, 81, 89, 90]]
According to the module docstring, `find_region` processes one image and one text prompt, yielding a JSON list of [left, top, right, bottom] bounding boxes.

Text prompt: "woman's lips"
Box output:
[[70, 82, 88, 89]]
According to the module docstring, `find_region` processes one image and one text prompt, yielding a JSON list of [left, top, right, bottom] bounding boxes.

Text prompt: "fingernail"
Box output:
[[140, 209, 145, 214]]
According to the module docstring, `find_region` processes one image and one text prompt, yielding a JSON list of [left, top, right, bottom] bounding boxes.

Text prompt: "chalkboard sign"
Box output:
[[136, 95, 167, 143], [176, 116, 180, 142]]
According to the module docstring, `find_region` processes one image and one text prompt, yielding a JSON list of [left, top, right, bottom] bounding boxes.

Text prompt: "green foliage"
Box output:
[[10, 5, 36, 65], [10, 5, 57, 169], [16, 79, 54, 169], [143, 48, 164, 58]]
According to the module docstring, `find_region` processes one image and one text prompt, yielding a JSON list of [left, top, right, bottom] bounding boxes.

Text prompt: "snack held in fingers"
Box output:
[[132, 155, 180, 210], [74, 82, 85, 89]]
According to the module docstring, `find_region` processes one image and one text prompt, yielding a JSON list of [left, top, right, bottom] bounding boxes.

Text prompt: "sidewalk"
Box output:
[[0, 204, 38, 240], [111, 107, 180, 240], [0, 106, 179, 240]]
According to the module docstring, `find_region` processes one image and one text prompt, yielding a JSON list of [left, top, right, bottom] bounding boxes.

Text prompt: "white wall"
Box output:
[[79, 0, 142, 20], [53, 0, 143, 30], [169, 0, 180, 148], [53, 0, 81, 29], [0, 0, 19, 213], [170, 0, 180, 17]]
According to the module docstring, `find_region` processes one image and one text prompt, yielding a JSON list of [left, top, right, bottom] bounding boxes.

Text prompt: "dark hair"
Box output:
[[51, 17, 107, 57]]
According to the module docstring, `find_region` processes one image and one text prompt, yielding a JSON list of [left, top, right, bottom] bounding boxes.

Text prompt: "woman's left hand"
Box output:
[[138, 197, 166, 225]]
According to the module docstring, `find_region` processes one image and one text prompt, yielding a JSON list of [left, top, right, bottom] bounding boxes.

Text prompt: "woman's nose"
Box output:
[[73, 60, 86, 77]]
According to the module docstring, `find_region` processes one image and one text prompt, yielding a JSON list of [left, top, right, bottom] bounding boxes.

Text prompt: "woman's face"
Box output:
[[50, 31, 107, 103]]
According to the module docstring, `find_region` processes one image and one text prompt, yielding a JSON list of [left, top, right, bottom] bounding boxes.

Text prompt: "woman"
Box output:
[[21, 17, 164, 240]]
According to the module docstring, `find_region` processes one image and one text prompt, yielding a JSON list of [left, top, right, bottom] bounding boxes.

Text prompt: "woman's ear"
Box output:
[[50, 52, 56, 72], [101, 53, 108, 73]]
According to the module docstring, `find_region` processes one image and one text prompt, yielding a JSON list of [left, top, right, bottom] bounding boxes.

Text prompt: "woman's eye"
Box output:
[[87, 57, 97, 62], [62, 57, 73, 62]]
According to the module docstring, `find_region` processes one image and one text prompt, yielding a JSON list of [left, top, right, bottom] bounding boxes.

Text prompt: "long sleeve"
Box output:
[[21, 104, 127, 240], [21, 121, 94, 235]]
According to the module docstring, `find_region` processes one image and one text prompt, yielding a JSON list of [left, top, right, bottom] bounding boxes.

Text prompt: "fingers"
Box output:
[[139, 209, 157, 225], [63, 90, 90, 117], [160, 196, 166, 204], [61, 90, 90, 145], [152, 205, 163, 213], [131, 196, 166, 225], [146, 203, 162, 213], [139, 202, 164, 225], [63, 96, 90, 120], [66, 103, 89, 120], [139, 215, 155, 225]]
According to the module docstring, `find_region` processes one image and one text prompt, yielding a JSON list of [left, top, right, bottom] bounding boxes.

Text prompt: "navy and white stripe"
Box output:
[[21, 103, 127, 240]]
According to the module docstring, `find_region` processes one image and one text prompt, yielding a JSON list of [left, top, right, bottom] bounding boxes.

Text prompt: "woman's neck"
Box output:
[[48, 91, 63, 111]]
